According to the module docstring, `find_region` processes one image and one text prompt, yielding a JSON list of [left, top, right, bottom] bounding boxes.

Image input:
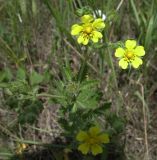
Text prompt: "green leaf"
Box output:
[[76, 6, 93, 16], [80, 80, 99, 90], [18, 100, 43, 124], [30, 70, 43, 86], [63, 66, 72, 81], [76, 88, 99, 109], [106, 113, 125, 134], [0, 71, 6, 82], [16, 68, 26, 80], [4, 68, 13, 81], [92, 43, 104, 49], [94, 102, 111, 114]]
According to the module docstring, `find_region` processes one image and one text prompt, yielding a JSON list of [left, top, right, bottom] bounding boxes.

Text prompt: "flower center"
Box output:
[[125, 51, 134, 60], [88, 138, 97, 144], [84, 26, 92, 34]]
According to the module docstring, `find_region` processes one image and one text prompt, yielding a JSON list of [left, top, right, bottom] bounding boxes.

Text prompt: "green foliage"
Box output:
[[18, 100, 43, 124], [0, 0, 156, 159], [76, 6, 93, 17], [53, 66, 100, 111], [0, 67, 44, 124], [50, 66, 118, 143], [30, 70, 43, 86]]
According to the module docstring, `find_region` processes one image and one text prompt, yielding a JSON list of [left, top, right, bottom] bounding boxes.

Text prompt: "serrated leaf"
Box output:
[[76, 89, 99, 109], [80, 80, 99, 90], [63, 66, 72, 81]]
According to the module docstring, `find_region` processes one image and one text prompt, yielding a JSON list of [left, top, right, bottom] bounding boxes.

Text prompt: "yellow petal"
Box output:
[[131, 57, 143, 68], [97, 133, 109, 144], [125, 40, 136, 50], [77, 34, 89, 45], [91, 144, 103, 155], [71, 24, 83, 35], [78, 143, 90, 155], [92, 18, 105, 29], [77, 35, 89, 45], [119, 58, 128, 69], [76, 131, 88, 142], [89, 126, 100, 137], [115, 48, 125, 57], [134, 46, 145, 56], [77, 35, 84, 44], [91, 31, 103, 43], [81, 14, 94, 23], [82, 37, 89, 45]]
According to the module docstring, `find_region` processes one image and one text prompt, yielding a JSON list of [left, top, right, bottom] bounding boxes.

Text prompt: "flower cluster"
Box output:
[[115, 40, 145, 69], [76, 126, 109, 155], [71, 14, 105, 45], [71, 15, 146, 69]]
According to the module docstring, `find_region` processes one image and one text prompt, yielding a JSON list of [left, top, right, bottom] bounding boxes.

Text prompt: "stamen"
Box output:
[[85, 26, 92, 34], [125, 51, 134, 60]]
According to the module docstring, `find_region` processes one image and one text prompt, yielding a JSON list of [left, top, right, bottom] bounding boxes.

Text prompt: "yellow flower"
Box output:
[[115, 40, 145, 69], [76, 126, 109, 155], [71, 14, 105, 45], [16, 143, 27, 154]]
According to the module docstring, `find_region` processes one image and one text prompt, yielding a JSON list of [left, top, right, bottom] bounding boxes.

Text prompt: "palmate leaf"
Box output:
[[52, 77, 101, 111], [76, 88, 99, 109]]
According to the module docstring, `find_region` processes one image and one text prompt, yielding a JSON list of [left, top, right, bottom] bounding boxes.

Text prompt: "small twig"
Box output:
[[135, 82, 149, 160], [116, 0, 125, 11], [141, 84, 149, 160]]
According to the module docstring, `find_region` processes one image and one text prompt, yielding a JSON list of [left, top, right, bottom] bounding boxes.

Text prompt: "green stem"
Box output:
[[105, 37, 124, 114], [77, 47, 89, 82], [106, 46, 118, 89], [13, 139, 67, 148], [36, 93, 65, 99]]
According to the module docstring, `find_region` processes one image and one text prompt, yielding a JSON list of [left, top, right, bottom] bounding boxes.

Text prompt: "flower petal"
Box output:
[[115, 48, 125, 57], [134, 46, 145, 56], [76, 131, 88, 142], [92, 18, 105, 29], [97, 133, 110, 144], [82, 37, 89, 45], [71, 24, 83, 35], [77, 35, 89, 45], [91, 31, 103, 43], [119, 58, 128, 69], [77, 35, 84, 44], [78, 143, 90, 155], [125, 40, 136, 50], [131, 57, 143, 68], [81, 14, 94, 23], [91, 144, 103, 155], [89, 126, 100, 137]]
